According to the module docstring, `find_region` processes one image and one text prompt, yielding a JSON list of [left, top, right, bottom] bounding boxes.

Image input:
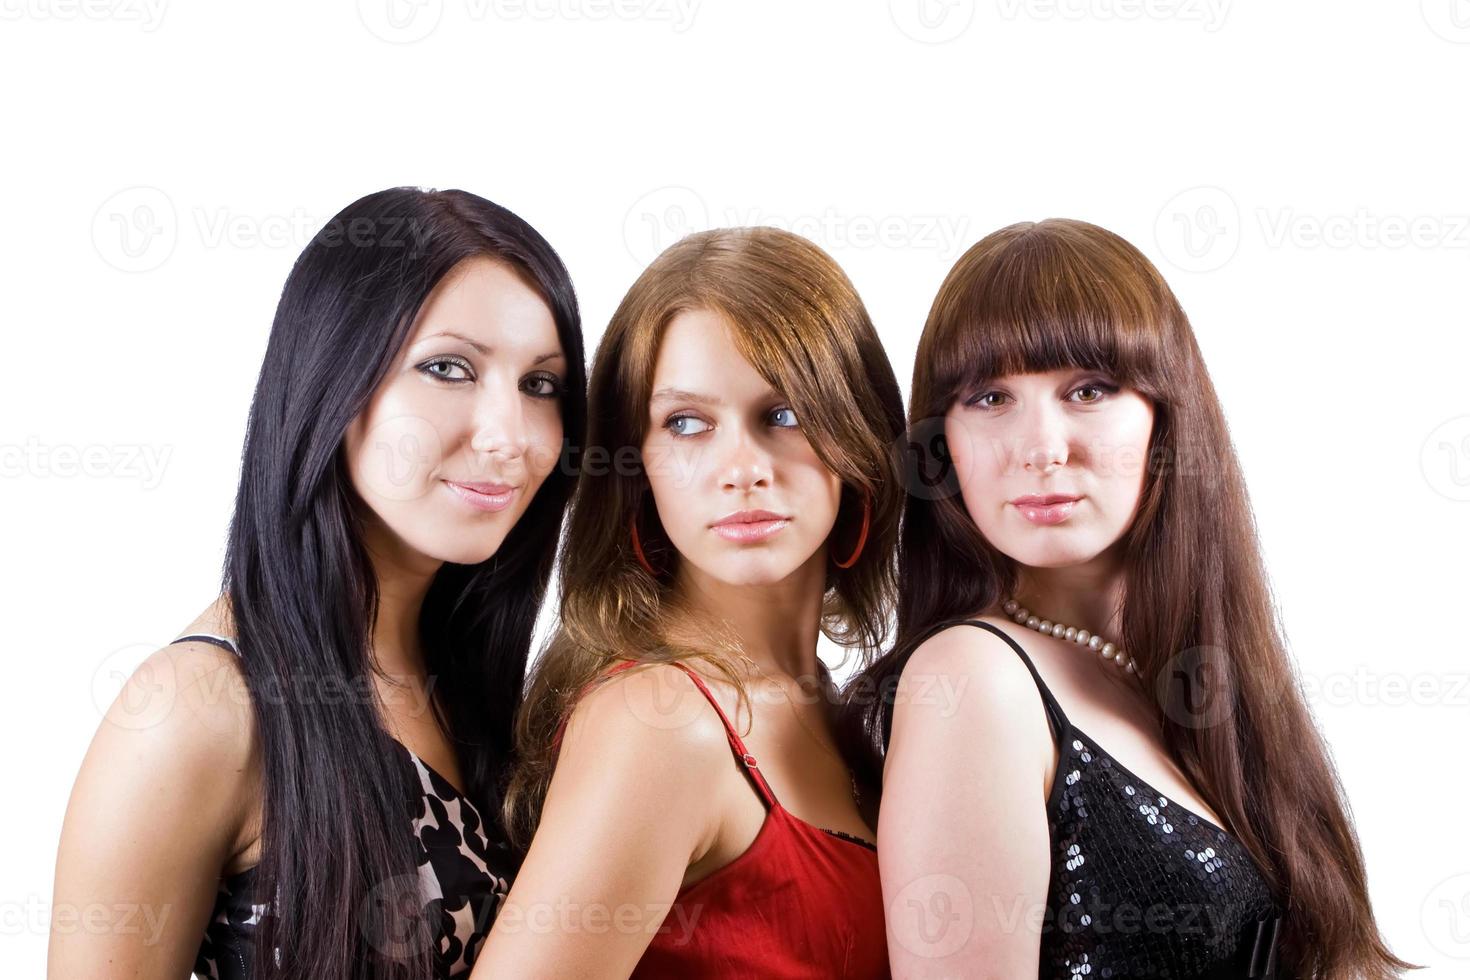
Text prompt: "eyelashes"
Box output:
[[662, 406, 799, 439], [416, 357, 564, 399], [965, 380, 1120, 409]]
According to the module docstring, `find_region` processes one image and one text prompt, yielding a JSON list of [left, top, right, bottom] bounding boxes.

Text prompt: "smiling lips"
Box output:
[[711, 509, 791, 543], [1010, 493, 1082, 526], [444, 480, 519, 513]]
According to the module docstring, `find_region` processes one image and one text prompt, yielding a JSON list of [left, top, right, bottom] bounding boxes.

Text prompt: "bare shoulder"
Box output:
[[94, 635, 257, 789], [888, 614, 1055, 763], [898, 614, 1042, 704], [560, 660, 734, 775]]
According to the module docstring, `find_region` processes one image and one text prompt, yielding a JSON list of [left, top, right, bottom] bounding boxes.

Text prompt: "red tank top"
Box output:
[[560, 659, 891, 979]]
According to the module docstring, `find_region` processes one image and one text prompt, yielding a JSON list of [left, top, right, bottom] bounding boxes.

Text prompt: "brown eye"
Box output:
[[522, 373, 564, 399]]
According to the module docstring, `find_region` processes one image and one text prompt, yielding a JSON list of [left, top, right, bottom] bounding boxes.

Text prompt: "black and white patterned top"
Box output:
[[171, 633, 517, 980]]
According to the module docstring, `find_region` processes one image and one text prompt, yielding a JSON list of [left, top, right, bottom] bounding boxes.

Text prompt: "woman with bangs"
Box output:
[[472, 227, 905, 978], [852, 220, 1411, 978]]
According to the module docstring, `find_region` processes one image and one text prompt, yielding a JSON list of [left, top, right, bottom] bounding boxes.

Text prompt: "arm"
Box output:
[[879, 624, 1056, 979], [49, 641, 258, 979], [473, 663, 730, 980]]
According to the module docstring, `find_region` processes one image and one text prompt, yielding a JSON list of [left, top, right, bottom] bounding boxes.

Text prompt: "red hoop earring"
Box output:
[[630, 513, 658, 576], [833, 491, 872, 570]]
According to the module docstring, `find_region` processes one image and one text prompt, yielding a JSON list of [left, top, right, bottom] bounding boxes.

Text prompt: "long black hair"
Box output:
[[221, 187, 586, 979]]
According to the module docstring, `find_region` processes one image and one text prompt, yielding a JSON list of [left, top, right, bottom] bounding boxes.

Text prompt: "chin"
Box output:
[[1005, 540, 1109, 569], [703, 554, 799, 587], [423, 534, 509, 568]]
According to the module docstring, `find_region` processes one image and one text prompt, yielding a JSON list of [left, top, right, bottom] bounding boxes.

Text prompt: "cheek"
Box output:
[[945, 415, 1001, 502], [346, 402, 448, 504], [525, 409, 564, 484]]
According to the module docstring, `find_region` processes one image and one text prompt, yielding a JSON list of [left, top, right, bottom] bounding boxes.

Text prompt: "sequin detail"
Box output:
[[939, 621, 1282, 979]]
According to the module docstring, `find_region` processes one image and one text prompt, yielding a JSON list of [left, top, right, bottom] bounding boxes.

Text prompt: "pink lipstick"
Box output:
[[1010, 493, 1082, 527]]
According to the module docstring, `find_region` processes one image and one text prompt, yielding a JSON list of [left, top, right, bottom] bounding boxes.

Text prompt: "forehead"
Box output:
[[649, 308, 775, 401], [408, 256, 558, 349]]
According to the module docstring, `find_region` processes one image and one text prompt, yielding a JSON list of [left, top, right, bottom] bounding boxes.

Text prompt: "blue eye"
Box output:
[[771, 407, 798, 427], [666, 415, 712, 437]]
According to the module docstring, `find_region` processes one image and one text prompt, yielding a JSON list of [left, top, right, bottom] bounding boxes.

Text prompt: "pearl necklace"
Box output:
[[1002, 597, 1139, 675]]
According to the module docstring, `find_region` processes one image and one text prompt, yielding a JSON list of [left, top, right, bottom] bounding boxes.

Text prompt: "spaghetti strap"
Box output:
[[550, 660, 778, 808], [171, 633, 241, 657], [931, 619, 1072, 740], [664, 662, 778, 808]]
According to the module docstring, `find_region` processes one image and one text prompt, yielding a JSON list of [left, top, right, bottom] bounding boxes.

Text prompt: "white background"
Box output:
[[3, 1, 1468, 975]]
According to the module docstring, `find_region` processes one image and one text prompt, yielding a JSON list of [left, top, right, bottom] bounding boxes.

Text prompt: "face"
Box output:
[[343, 257, 566, 569], [944, 368, 1155, 569], [640, 308, 843, 588]]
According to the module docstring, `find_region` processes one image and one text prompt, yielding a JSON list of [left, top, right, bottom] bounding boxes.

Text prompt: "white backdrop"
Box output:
[[3, 1, 1467, 975]]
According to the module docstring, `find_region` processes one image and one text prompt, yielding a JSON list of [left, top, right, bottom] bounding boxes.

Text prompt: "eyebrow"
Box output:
[[422, 330, 564, 365]]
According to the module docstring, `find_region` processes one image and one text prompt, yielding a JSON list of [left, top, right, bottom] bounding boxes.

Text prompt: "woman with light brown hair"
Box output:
[[471, 227, 905, 978], [850, 219, 1413, 979]]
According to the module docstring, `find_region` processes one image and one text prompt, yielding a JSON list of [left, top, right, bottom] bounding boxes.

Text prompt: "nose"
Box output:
[[467, 376, 531, 463], [718, 425, 773, 493], [1020, 401, 1070, 474]]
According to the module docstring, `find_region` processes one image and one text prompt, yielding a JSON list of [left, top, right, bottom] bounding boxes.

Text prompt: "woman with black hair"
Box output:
[[49, 187, 587, 980]]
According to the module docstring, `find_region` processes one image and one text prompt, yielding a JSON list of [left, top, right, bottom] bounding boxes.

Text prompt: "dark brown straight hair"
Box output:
[[842, 219, 1414, 979], [503, 227, 906, 846]]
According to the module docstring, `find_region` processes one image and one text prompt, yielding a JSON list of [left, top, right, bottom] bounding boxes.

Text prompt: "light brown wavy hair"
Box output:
[[503, 226, 907, 846], [843, 219, 1415, 979]]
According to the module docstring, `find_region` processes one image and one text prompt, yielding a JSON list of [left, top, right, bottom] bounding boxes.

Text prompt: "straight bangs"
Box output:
[[918, 219, 1180, 415]]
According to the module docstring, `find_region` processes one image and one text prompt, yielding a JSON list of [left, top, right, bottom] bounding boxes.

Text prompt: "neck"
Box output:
[[672, 551, 828, 680], [1010, 547, 1127, 640], [359, 514, 442, 678]]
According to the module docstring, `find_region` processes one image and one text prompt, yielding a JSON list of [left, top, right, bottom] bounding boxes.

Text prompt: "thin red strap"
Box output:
[[664, 662, 778, 808], [551, 659, 778, 809]]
